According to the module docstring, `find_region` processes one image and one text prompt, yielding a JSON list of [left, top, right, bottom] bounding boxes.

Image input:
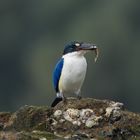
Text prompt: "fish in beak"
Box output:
[[77, 43, 99, 62]]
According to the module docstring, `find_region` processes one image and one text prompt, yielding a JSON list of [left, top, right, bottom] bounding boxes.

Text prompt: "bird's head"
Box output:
[[63, 41, 99, 62]]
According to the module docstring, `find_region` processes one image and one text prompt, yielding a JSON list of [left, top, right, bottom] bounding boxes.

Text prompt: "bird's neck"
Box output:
[[62, 51, 86, 58]]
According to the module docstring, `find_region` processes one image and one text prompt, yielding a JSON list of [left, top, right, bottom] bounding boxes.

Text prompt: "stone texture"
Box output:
[[0, 98, 140, 140]]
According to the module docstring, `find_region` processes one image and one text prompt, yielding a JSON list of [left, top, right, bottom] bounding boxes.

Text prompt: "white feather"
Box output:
[[58, 51, 87, 96]]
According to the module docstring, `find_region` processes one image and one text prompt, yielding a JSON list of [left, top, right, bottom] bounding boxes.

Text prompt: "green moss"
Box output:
[[128, 136, 140, 140], [17, 131, 58, 140], [31, 131, 58, 139], [1, 98, 140, 139], [12, 105, 52, 131], [130, 125, 140, 136], [0, 112, 11, 123], [0, 112, 11, 131]]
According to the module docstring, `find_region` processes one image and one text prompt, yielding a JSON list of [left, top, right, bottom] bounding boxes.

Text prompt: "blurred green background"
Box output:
[[0, 0, 140, 112]]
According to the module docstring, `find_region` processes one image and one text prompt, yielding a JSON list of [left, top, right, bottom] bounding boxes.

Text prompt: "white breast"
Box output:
[[59, 52, 87, 96]]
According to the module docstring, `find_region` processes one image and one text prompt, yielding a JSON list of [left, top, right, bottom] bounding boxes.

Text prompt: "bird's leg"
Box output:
[[75, 90, 82, 100], [60, 92, 67, 103], [77, 95, 82, 100], [63, 96, 67, 103]]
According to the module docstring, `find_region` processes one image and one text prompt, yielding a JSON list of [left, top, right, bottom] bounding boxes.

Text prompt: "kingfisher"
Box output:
[[51, 41, 98, 107]]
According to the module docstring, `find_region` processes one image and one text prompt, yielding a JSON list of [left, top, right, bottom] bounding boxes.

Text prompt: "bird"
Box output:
[[51, 41, 98, 107]]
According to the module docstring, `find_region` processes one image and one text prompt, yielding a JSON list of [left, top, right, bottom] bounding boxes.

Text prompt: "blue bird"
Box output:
[[51, 41, 98, 107]]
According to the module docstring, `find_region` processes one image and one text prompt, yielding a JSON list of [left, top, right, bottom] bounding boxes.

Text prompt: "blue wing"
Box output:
[[53, 58, 64, 92]]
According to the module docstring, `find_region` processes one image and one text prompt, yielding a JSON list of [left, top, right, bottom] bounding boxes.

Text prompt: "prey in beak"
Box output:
[[77, 42, 99, 62]]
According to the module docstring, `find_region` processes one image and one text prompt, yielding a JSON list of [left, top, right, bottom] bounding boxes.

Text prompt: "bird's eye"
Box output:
[[75, 43, 80, 47]]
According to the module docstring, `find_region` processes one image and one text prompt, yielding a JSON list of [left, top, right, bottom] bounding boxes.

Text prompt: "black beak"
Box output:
[[78, 42, 99, 62], [78, 43, 97, 51]]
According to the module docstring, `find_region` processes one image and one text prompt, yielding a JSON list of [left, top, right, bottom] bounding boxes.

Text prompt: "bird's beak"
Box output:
[[78, 43, 97, 51], [78, 43, 99, 62]]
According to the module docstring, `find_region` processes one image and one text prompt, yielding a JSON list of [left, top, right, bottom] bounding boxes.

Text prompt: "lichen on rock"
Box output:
[[0, 98, 140, 140]]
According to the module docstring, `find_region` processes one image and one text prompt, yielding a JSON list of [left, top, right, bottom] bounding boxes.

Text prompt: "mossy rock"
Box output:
[[6, 105, 52, 131], [0, 131, 59, 140], [0, 98, 140, 140]]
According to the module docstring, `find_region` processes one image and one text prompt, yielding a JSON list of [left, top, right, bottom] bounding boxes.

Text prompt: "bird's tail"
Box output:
[[51, 97, 62, 107]]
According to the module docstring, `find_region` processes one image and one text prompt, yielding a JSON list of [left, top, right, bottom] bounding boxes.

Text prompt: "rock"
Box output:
[[80, 109, 94, 120], [4, 105, 52, 131], [63, 108, 80, 122], [85, 119, 99, 128], [53, 110, 62, 118], [0, 112, 11, 130], [0, 98, 140, 140]]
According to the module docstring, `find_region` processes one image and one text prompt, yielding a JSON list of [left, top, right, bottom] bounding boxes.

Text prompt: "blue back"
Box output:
[[53, 58, 64, 92]]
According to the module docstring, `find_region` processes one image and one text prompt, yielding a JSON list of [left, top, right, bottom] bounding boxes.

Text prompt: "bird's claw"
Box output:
[[77, 95, 82, 100], [63, 97, 67, 104]]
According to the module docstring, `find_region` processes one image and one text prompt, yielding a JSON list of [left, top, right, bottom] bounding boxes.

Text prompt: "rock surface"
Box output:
[[0, 98, 140, 140]]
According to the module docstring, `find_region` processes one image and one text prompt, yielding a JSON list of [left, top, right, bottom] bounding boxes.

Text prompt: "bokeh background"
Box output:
[[0, 0, 140, 112]]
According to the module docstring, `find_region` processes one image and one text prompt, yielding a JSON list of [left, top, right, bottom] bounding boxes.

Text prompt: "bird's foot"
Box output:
[[77, 95, 82, 100], [63, 97, 67, 104]]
